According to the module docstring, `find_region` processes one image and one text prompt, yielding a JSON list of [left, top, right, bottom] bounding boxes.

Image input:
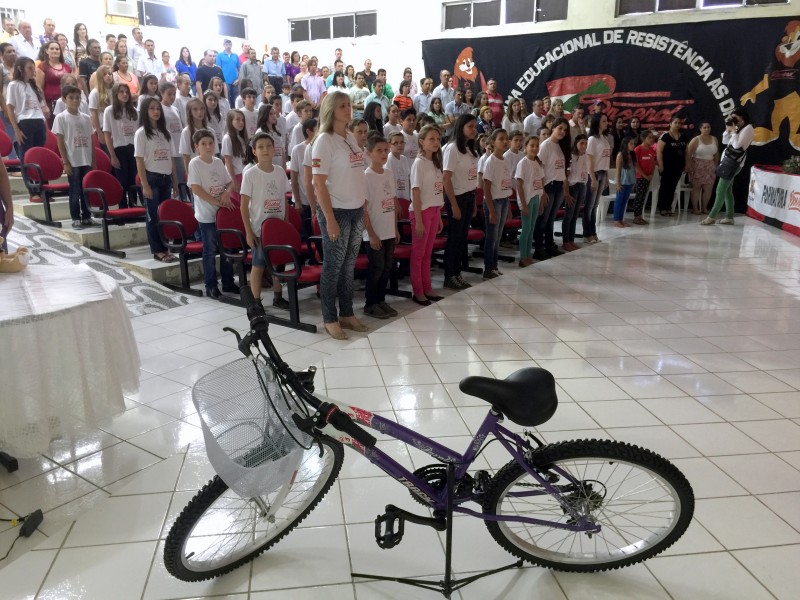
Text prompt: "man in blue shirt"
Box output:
[[216, 39, 240, 103], [262, 46, 286, 96]]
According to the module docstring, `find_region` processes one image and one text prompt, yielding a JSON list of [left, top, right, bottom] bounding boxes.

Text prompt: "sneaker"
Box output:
[[492, 269, 503, 276], [364, 304, 391, 319], [222, 283, 240, 294], [206, 287, 221, 299], [444, 276, 464, 290], [272, 296, 290, 310], [633, 216, 649, 225], [532, 249, 550, 261], [81, 217, 99, 227], [482, 269, 499, 280], [378, 302, 398, 317], [72, 220, 84, 229], [518, 257, 534, 267], [700, 217, 716, 226], [455, 276, 472, 289], [719, 218, 735, 225], [546, 246, 564, 257]]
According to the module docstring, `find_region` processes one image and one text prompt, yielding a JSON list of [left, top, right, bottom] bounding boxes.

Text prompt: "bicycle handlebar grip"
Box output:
[[326, 407, 377, 448]]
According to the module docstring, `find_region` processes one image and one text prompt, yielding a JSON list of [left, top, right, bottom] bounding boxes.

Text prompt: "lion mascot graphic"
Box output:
[[741, 20, 800, 150], [451, 47, 487, 94]]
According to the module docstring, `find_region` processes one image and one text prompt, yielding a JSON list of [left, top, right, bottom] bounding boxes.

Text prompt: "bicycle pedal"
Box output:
[[374, 510, 404, 549]]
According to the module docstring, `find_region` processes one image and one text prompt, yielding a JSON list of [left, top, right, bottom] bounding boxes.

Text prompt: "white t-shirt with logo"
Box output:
[[586, 135, 611, 172], [187, 156, 232, 223], [402, 130, 419, 161], [163, 104, 183, 157], [364, 166, 397, 241], [383, 122, 402, 137], [568, 153, 589, 185], [442, 142, 478, 196], [515, 156, 545, 207], [102, 105, 138, 147], [410, 155, 444, 211], [503, 149, 524, 179], [221, 134, 245, 176], [52, 111, 93, 167], [386, 152, 411, 200], [483, 154, 514, 200], [178, 126, 198, 159], [290, 141, 309, 206], [311, 131, 367, 210], [241, 163, 289, 232], [134, 128, 173, 175], [6, 81, 45, 121], [241, 106, 258, 139], [539, 138, 567, 184]]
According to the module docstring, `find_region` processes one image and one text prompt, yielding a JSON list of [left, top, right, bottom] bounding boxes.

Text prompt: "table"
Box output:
[[746, 165, 800, 237], [0, 265, 140, 458]]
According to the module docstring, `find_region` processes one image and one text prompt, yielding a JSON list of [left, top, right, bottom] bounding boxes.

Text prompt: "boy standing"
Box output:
[[386, 131, 411, 201], [400, 108, 419, 161], [52, 85, 96, 229], [363, 133, 399, 319], [290, 118, 317, 241], [187, 129, 238, 298], [240, 88, 258, 139]]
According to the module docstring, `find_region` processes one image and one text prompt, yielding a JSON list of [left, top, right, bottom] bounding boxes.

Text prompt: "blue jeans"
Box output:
[[67, 165, 91, 220], [614, 184, 633, 221], [227, 84, 237, 106], [565, 182, 586, 243], [582, 170, 607, 238], [535, 181, 564, 251], [198, 221, 234, 290], [113, 144, 137, 208], [366, 238, 395, 307], [144, 171, 173, 253], [444, 191, 474, 278], [483, 197, 509, 272], [17, 118, 46, 161], [317, 207, 364, 324]]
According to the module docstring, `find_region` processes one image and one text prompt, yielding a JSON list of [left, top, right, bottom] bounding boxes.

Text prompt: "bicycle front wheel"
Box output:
[[164, 436, 344, 581], [483, 439, 693, 572]]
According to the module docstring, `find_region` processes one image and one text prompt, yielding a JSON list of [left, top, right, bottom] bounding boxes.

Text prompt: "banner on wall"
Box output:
[[747, 165, 800, 237], [422, 18, 800, 211]]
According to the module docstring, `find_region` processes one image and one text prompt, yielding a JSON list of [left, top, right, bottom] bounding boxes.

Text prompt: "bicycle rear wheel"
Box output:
[[483, 439, 693, 572], [164, 436, 344, 581]]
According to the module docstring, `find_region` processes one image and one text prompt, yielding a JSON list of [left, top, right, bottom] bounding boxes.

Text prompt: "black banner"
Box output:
[[422, 18, 800, 211]]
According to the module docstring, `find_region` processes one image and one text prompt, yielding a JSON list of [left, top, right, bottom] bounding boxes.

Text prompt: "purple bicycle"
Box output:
[[164, 290, 694, 597]]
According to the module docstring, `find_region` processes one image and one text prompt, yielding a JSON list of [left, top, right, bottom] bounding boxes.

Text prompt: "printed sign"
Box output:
[[747, 165, 800, 236]]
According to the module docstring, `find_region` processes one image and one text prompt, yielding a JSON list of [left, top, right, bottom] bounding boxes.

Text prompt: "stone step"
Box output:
[[120, 244, 217, 287], [58, 219, 150, 251], [14, 196, 72, 222]]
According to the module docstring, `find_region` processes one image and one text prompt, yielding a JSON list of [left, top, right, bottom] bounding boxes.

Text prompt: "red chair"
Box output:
[[216, 208, 251, 293], [21, 147, 69, 227], [45, 130, 60, 156], [157, 200, 203, 297], [82, 170, 146, 257], [261, 218, 321, 333], [95, 149, 112, 173], [0, 130, 20, 172]]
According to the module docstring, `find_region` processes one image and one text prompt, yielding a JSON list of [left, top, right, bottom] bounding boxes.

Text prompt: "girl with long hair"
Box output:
[[564, 134, 589, 249], [533, 118, 572, 260], [481, 128, 513, 279], [7, 57, 49, 158], [410, 124, 445, 303], [582, 112, 611, 243], [515, 135, 545, 267], [222, 109, 247, 201], [442, 113, 478, 290], [363, 101, 384, 133], [179, 97, 208, 174], [613, 136, 637, 227], [501, 97, 524, 133], [89, 66, 114, 139], [311, 91, 369, 340], [102, 82, 139, 208], [255, 104, 285, 169], [134, 97, 175, 262], [52, 75, 89, 119], [209, 76, 230, 120], [136, 73, 160, 111], [203, 90, 224, 149]]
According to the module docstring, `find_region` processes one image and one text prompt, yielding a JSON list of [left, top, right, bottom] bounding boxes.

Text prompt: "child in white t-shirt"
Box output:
[[503, 130, 524, 180], [239, 88, 258, 140], [382, 105, 402, 137], [363, 133, 399, 319], [159, 82, 184, 196], [400, 108, 419, 161], [409, 124, 444, 305], [386, 131, 411, 201], [481, 128, 513, 279], [240, 132, 290, 309], [187, 128, 237, 297], [290, 118, 317, 241], [221, 109, 248, 204], [53, 85, 96, 229], [515, 135, 546, 267]]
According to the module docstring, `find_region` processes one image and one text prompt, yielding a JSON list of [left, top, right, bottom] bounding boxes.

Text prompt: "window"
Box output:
[[136, 1, 179, 29], [289, 11, 376, 42], [218, 13, 246, 39], [618, 0, 788, 15], [0, 7, 26, 24], [448, 0, 567, 29]]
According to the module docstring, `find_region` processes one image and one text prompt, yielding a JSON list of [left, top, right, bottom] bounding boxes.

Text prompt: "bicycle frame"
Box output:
[[315, 398, 601, 534]]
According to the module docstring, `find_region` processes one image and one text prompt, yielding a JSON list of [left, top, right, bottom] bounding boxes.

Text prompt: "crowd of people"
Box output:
[[0, 17, 755, 340]]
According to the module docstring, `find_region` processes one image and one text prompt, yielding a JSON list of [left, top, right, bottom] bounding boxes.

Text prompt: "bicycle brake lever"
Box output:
[[222, 327, 243, 346], [291, 413, 325, 457]]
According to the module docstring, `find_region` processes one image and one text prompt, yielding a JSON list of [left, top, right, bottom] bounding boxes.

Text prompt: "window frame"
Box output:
[[217, 11, 247, 39], [289, 10, 377, 42], [617, 0, 789, 16], [443, 0, 568, 31]]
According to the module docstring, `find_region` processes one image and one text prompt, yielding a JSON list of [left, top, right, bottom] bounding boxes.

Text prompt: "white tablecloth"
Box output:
[[0, 265, 140, 457]]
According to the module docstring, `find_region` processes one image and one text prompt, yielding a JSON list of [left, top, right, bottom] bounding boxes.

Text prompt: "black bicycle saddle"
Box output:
[[459, 367, 558, 427]]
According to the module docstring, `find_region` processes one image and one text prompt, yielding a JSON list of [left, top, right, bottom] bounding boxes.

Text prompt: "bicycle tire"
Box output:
[[164, 436, 344, 581], [482, 439, 694, 572]]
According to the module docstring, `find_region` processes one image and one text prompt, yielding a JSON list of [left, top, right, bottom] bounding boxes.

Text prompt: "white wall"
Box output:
[[11, 0, 798, 89]]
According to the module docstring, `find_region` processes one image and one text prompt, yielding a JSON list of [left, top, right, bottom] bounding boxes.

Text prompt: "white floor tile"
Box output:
[[0, 549, 57, 599], [733, 419, 800, 452], [607, 427, 702, 460], [638, 397, 724, 425], [665, 373, 743, 397], [64, 492, 171, 547], [696, 394, 783, 422], [609, 376, 685, 399], [710, 453, 800, 494], [554, 563, 670, 599], [733, 545, 800, 600], [637, 354, 707, 375], [669, 457, 748, 498], [387, 384, 454, 410], [0, 468, 100, 515], [63, 442, 161, 488], [694, 496, 800, 549], [751, 391, 800, 418], [671, 423, 767, 456], [580, 400, 661, 428], [757, 491, 800, 532]]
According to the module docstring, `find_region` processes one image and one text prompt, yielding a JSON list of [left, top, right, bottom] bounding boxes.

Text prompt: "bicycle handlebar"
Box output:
[[239, 288, 376, 448]]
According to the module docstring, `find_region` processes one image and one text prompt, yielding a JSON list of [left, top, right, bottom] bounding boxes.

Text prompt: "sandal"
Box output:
[[153, 252, 177, 263]]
